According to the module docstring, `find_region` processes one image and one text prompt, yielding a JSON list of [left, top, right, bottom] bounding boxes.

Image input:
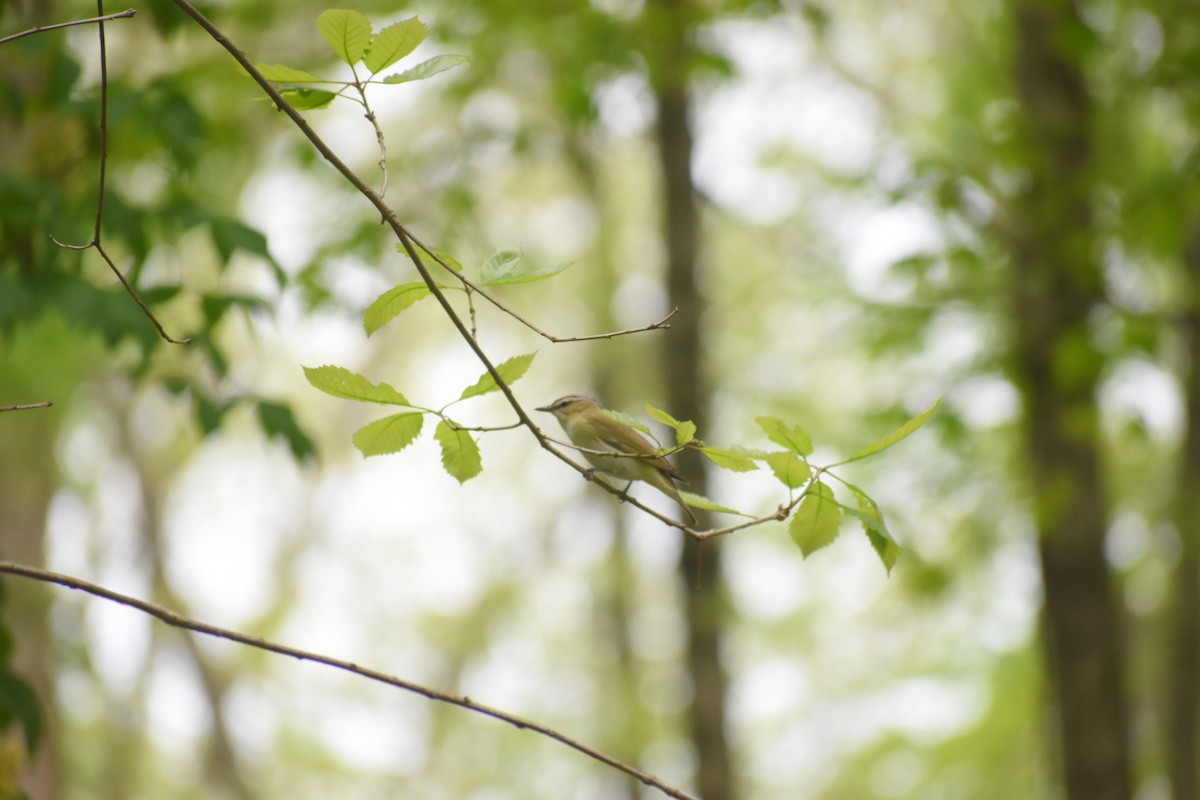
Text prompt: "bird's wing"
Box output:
[[594, 426, 687, 483]]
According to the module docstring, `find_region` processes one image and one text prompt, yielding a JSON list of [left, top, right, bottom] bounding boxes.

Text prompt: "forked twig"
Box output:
[[47, 2, 188, 345]]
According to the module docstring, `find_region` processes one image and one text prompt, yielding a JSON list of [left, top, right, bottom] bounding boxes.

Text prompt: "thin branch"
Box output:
[[47, 3, 188, 344], [167, 1, 710, 539], [0, 561, 701, 800], [0, 8, 135, 46], [165, 0, 662, 523], [0, 401, 54, 412], [405, 230, 679, 342]]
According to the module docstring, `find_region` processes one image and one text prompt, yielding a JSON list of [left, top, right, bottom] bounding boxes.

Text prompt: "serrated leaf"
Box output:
[[363, 282, 432, 335], [279, 88, 338, 110], [256, 63, 325, 83], [600, 409, 653, 438], [303, 365, 409, 405], [842, 397, 943, 464], [789, 481, 841, 557], [844, 482, 900, 573], [382, 53, 469, 84], [764, 451, 812, 489], [458, 353, 537, 400], [317, 9, 373, 65], [678, 491, 753, 518], [755, 416, 813, 456], [645, 404, 681, 427], [436, 420, 482, 483], [364, 17, 427, 73], [645, 405, 695, 446], [353, 412, 424, 456], [700, 446, 760, 472], [484, 260, 573, 286], [676, 420, 697, 446], [478, 249, 522, 285]]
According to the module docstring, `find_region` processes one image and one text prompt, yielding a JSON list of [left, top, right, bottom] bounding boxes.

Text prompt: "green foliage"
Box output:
[[363, 283, 433, 336], [302, 365, 409, 404], [458, 353, 537, 401], [0, 582, 40, 753], [254, 9, 467, 111], [838, 397, 943, 465], [755, 416, 813, 456], [790, 480, 841, 556], [699, 446, 759, 472], [304, 355, 536, 480], [353, 412, 424, 456], [645, 404, 696, 447], [763, 451, 811, 489], [478, 248, 572, 286], [435, 420, 483, 483]]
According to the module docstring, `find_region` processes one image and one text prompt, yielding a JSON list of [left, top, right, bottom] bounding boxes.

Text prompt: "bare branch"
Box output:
[[405, 230, 678, 342], [47, 3, 188, 344], [0, 8, 135, 46], [0, 561, 701, 800], [0, 401, 54, 412]]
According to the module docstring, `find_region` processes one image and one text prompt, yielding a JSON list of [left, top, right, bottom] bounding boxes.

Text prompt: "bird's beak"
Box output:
[[535, 404, 552, 413]]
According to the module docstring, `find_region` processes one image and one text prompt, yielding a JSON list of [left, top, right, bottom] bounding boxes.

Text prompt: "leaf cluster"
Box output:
[[255, 9, 469, 110]]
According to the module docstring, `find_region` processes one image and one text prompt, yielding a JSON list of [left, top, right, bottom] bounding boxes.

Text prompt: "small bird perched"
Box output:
[[537, 395, 698, 526]]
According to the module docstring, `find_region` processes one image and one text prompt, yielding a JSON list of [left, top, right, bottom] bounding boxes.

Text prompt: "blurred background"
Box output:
[[1, 0, 1197, 798]]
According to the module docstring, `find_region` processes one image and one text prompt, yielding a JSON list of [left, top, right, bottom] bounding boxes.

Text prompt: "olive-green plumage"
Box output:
[[537, 395, 697, 526]]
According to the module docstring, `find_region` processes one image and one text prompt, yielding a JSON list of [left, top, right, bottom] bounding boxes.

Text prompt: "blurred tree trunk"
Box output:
[[0, 414, 60, 800], [1167, 226, 1200, 800], [647, 1, 735, 798], [1008, 2, 1131, 798]]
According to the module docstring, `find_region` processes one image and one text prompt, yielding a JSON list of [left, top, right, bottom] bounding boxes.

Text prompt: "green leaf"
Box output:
[[600, 409, 654, 438], [382, 54, 469, 84], [843, 483, 901, 574], [645, 404, 680, 427], [256, 401, 317, 460], [482, 260, 572, 286], [478, 249, 522, 285], [755, 416, 813, 456], [789, 481, 842, 557], [678, 491, 753, 517], [200, 294, 270, 327], [458, 353, 537, 400], [256, 63, 325, 83], [436, 420, 482, 483], [317, 9, 373, 66], [364, 17, 427, 73], [279, 88, 338, 110], [764, 451, 812, 489], [353, 412, 424, 456], [700, 446, 760, 473], [675, 420, 697, 446], [0, 672, 42, 752], [363, 282, 432, 335], [842, 397, 943, 464], [646, 405, 696, 446], [303, 365, 409, 405]]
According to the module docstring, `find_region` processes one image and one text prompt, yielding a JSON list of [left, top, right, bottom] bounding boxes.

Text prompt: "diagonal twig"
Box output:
[[166, 0, 701, 534], [0, 401, 54, 412], [0, 8, 135, 46], [0, 561, 701, 800]]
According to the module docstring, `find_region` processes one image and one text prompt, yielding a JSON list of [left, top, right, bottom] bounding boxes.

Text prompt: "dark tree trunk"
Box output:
[[1008, 2, 1132, 798], [1167, 228, 1200, 800], [648, 1, 736, 798]]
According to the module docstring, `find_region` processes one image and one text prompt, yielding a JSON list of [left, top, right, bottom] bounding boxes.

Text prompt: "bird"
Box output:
[[536, 395, 698, 526]]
